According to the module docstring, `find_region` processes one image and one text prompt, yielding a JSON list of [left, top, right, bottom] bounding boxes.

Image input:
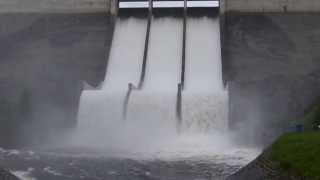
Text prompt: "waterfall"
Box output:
[[65, 15, 258, 163], [73, 18, 147, 148], [182, 17, 228, 133]]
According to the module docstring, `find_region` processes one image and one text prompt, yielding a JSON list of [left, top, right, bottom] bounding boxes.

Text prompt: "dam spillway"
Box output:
[[0, 2, 264, 179], [183, 17, 228, 133], [77, 13, 223, 143], [0, 10, 318, 180], [75, 18, 147, 144], [73, 14, 231, 156], [67, 0, 259, 166], [126, 17, 182, 139]]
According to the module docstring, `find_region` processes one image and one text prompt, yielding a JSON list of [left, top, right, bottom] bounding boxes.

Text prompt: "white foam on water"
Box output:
[[120, 17, 258, 165], [43, 167, 63, 176], [119, 17, 182, 154], [142, 133, 260, 165], [68, 17, 182, 151], [68, 17, 146, 147], [124, 17, 182, 138], [11, 168, 36, 180], [63, 16, 260, 166]]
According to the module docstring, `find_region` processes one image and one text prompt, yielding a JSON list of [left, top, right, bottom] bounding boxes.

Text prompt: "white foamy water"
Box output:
[[103, 17, 146, 89], [122, 17, 255, 164], [70, 18, 146, 146], [185, 17, 223, 92], [143, 17, 181, 92], [124, 17, 182, 140], [182, 17, 228, 133], [11, 168, 36, 180], [64, 16, 259, 166]]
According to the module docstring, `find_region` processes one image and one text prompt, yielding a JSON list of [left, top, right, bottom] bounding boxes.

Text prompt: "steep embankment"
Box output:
[[271, 132, 320, 179], [228, 133, 320, 180], [228, 102, 320, 180]]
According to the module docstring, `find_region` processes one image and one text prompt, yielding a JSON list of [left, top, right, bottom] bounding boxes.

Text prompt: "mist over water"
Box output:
[[65, 16, 259, 165]]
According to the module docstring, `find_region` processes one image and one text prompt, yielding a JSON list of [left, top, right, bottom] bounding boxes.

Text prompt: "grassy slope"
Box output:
[[270, 100, 320, 180], [229, 102, 320, 179], [271, 132, 320, 180]]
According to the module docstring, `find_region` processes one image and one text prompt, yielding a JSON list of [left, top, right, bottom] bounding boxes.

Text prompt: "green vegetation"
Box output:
[[293, 101, 320, 131], [271, 132, 320, 179], [269, 101, 320, 179]]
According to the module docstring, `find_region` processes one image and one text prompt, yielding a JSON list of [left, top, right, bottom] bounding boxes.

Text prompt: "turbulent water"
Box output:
[[182, 17, 228, 133], [72, 18, 147, 147], [56, 16, 260, 178], [0, 16, 261, 180]]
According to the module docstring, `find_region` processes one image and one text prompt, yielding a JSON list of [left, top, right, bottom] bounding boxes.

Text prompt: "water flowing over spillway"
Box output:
[[143, 18, 181, 92], [73, 18, 147, 147], [126, 18, 182, 144], [68, 16, 259, 165], [183, 17, 228, 133]]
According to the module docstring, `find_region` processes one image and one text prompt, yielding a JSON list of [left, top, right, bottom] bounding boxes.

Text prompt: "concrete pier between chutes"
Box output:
[[71, 0, 230, 150], [0, 0, 278, 179], [117, 0, 220, 130]]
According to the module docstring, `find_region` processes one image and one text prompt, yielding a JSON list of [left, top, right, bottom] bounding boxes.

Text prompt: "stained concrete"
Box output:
[[0, 13, 114, 147], [2, 0, 320, 13], [1, 12, 320, 179], [222, 13, 320, 146], [0, 0, 110, 13], [221, 0, 320, 13], [1, 12, 320, 149]]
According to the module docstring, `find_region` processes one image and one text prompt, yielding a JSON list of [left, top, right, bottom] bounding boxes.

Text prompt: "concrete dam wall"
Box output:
[[221, 0, 320, 13], [0, 0, 110, 13], [1, 0, 320, 13]]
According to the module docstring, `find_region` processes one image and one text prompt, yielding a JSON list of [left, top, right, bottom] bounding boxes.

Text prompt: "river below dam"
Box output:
[[1, 13, 320, 180], [0, 146, 259, 180]]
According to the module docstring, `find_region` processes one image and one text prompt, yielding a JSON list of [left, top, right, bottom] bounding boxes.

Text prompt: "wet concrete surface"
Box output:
[[0, 13, 113, 147], [1, 13, 320, 180], [0, 13, 254, 180], [222, 13, 320, 146]]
